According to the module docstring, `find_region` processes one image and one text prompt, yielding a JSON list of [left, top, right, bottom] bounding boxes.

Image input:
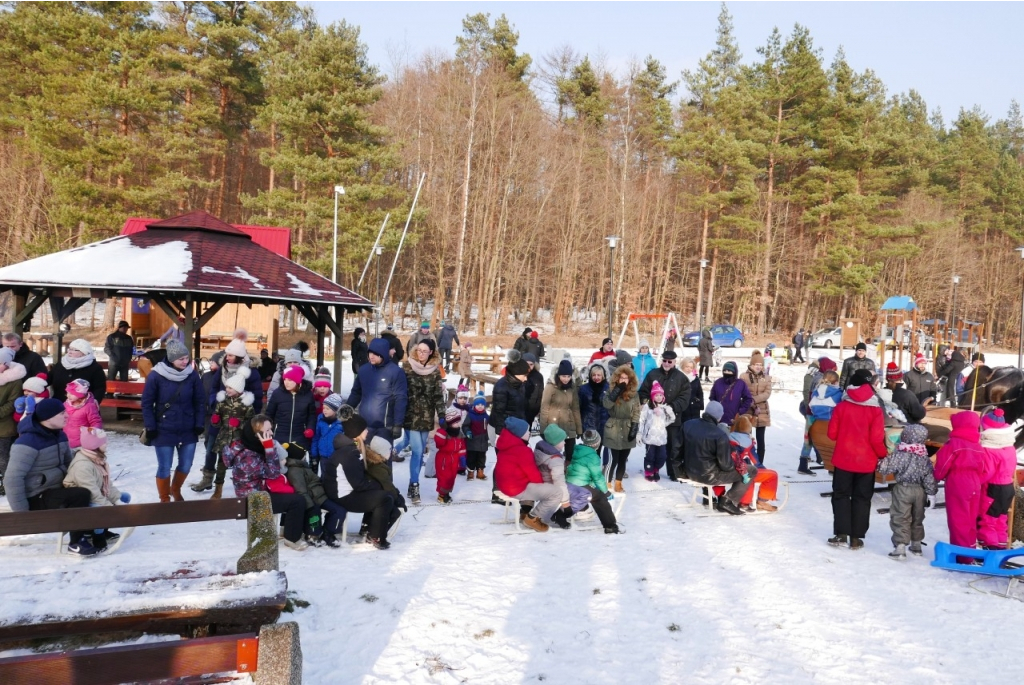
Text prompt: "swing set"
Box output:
[[615, 312, 681, 353]]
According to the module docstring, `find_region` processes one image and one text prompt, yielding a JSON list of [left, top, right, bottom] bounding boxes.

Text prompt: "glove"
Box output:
[[210, 414, 221, 425], [228, 417, 240, 428], [627, 422, 638, 442], [13, 397, 26, 414], [147, 429, 158, 441], [119, 492, 132, 504], [194, 427, 204, 438], [392, 426, 403, 440], [304, 428, 314, 439], [608, 385, 623, 402]]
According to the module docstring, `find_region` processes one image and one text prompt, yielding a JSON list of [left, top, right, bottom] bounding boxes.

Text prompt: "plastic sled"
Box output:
[[931, 542, 1024, 597]]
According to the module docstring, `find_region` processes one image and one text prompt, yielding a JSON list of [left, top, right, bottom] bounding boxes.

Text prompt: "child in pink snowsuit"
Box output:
[[978, 408, 1017, 549], [63, 379, 103, 450], [933, 411, 986, 549]]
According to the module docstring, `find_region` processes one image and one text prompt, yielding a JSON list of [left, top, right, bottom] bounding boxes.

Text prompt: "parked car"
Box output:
[[809, 327, 842, 348], [682, 324, 744, 348]]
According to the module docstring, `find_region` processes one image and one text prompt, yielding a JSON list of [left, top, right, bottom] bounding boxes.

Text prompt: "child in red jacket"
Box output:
[[434, 407, 466, 504]]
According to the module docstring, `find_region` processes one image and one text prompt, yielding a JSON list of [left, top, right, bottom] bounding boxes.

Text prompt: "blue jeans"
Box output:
[[800, 416, 819, 460], [393, 430, 409, 453], [155, 442, 197, 478], [407, 430, 429, 486]]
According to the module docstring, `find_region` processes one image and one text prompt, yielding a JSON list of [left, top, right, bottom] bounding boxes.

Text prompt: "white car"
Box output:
[[809, 327, 841, 349]]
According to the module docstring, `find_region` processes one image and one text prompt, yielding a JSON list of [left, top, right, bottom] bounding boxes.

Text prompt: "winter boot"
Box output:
[[369, 536, 391, 550], [466, 470, 475, 480], [408, 483, 421, 505], [614, 480, 624, 493], [170, 471, 188, 501], [521, 514, 549, 533], [391, 449, 405, 463], [549, 508, 571, 530], [827, 534, 849, 547], [797, 458, 815, 476], [211, 483, 224, 500], [755, 499, 778, 512], [156, 477, 171, 503], [909, 541, 923, 556], [849, 538, 865, 550], [476, 468, 487, 481], [358, 522, 370, 538], [888, 544, 907, 560], [437, 493, 452, 505], [190, 469, 214, 492], [644, 470, 654, 482], [604, 525, 622, 534]]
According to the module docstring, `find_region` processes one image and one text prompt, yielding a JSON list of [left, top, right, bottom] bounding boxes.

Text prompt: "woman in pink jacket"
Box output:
[[978, 409, 1017, 549], [933, 411, 986, 550], [63, 379, 103, 450]]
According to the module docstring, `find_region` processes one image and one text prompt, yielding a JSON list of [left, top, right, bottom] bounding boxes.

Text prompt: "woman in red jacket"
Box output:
[[826, 369, 888, 549], [494, 416, 562, 533]]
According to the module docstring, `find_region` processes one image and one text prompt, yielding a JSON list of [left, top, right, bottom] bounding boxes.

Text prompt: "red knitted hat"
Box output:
[[885, 362, 903, 382]]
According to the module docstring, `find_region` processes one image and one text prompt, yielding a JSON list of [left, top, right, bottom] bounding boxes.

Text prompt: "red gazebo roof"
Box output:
[[121, 216, 292, 259]]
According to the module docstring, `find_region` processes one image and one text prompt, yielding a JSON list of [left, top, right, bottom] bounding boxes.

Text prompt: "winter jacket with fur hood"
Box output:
[[211, 390, 256, 454], [601, 366, 640, 450], [741, 367, 772, 428], [63, 450, 121, 506], [540, 374, 582, 437], [0, 361, 27, 438]]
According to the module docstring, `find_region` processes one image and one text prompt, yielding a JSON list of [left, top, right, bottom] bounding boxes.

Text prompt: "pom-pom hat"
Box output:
[[982, 408, 1007, 430]]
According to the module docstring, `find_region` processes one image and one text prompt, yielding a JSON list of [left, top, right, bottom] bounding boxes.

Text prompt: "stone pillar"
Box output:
[[256, 621, 302, 685], [237, 491, 279, 574]]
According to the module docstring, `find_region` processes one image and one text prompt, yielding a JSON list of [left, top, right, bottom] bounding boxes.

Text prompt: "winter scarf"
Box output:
[[61, 351, 96, 370], [153, 360, 194, 383], [221, 361, 251, 386], [895, 441, 929, 457], [79, 447, 110, 498], [407, 356, 440, 376], [240, 419, 269, 454], [980, 425, 1015, 449]]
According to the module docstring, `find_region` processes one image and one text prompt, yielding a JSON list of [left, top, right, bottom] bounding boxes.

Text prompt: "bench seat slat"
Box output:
[[0, 498, 247, 537]]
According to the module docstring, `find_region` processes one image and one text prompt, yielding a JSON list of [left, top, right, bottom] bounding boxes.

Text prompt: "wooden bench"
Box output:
[[100, 379, 146, 419], [467, 371, 501, 398], [470, 351, 506, 374]]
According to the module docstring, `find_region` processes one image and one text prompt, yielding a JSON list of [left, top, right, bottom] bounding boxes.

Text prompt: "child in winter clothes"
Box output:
[[63, 379, 102, 449], [534, 424, 588, 529], [362, 435, 408, 538], [310, 394, 345, 475], [434, 407, 466, 504], [62, 427, 130, 551], [13, 375, 48, 423], [933, 411, 987, 551], [281, 442, 344, 547], [877, 423, 938, 559], [265, 365, 316, 450], [208, 372, 256, 497], [978, 409, 1017, 549], [451, 385, 471, 474], [312, 368, 332, 415], [564, 430, 620, 534], [638, 380, 676, 482], [722, 415, 780, 512], [809, 371, 842, 421], [463, 392, 490, 480]]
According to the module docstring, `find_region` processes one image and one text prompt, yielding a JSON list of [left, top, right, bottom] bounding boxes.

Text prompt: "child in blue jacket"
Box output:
[[310, 394, 344, 475]]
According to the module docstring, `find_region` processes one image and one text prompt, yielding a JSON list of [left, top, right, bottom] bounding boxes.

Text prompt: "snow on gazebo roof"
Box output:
[[0, 210, 371, 310]]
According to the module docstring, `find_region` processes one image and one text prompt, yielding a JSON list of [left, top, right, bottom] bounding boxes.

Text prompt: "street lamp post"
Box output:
[[605, 236, 620, 341], [375, 245, 383, 338], [1016, 248, 1024, 368], [950, 274, 960, 348], [332, 185, 345, 390], [696, 258, 709, 329]]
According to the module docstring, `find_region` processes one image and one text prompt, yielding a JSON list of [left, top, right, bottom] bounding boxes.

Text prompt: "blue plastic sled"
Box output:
[[931, 542, 1024, 597]]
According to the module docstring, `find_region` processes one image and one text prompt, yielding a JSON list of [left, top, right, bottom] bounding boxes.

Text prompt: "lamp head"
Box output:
[[952, 275, 960, 285], [334, 185, 345, 195], [605, 235, 620, 249]]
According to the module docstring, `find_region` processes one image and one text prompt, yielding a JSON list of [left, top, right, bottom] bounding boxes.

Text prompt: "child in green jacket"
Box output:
[[564, 430, 621, 533]]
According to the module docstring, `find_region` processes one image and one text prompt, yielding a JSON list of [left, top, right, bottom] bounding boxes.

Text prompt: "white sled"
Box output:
[[678, 478, 790, 517]]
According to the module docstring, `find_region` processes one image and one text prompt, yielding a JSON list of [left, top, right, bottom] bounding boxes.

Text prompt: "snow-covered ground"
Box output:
[[2, 348, 1023, 684]]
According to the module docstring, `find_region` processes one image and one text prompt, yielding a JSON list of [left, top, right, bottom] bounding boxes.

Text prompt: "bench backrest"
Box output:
[[0, 498, 247, 537], [106, 380, 146, 395]]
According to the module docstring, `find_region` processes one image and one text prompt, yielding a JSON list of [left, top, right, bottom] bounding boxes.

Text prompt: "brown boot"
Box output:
[[211, 483, 224, 500], [156, 477, 171, 503], [170, 471, 188, 501], [614, 480, 624, 493], [522, 514, 549, 533], [476, 469, 487, 481], [466, 470, 475, 480], [756, 499, 778, 512]]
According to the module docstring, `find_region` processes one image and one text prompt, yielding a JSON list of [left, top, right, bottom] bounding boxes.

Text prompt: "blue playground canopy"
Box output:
[[879, 296, 918, 311]]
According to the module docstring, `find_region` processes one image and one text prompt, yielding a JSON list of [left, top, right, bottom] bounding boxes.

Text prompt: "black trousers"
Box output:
[[440, 348, 453, 371], [608, 448, 631, 481], [466, 449, 487, 470], [269, 492, 307, 543], [665, 424, 682, 480], [831, 468, 875, 538], [755, 426, 767, 464], [29, 486, 91, 544], [336, 490, 399, 540], [793, 346, 805, 363], [563, 437, 576, 464], [107, 362, 130, 382], [699, 365, 710, 381], [583, 485, 617, 528]]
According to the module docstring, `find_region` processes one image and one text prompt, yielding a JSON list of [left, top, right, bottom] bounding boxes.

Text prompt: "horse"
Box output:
[[961, 365, 1024, 445]]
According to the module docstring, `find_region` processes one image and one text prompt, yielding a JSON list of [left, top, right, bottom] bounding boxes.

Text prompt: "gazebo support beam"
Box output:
[[13, 289, 50, 332], [48, 296, 90, 364]]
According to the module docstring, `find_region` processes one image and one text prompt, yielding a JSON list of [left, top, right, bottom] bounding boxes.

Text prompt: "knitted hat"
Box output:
[[210, 351, 226, 369], [342, 414, 368, 439], [0, 348, 13, 366], [507, 349, 522, 364], [982, 408, 1006, 430], [849, 368, 874, 387], [282, 365, 305, 385], [420, 321, 430, 329], [808, 359, 820, 370], [34, 398, 65, 422], [530, 331, 539, 339], [818, 357, 837, 374], [68, 339, 93, 356], [651, 381, 665, 400], [80, 427, 108, 451], [522, 352, 538, 364], [224, 373, 247, 395], [661, 349, 677, 360], [282, 442, 308, 462], [417, 338, 437, 353], [472, 391, 488, 408], [284, 349, 302, 365], [914, 353, 927, 368], [323, 393, 344, 412], [557, 359, 574, 376], [165, 339, 189, 363], [638, 338, 651, 351], [507, 358, 530, 377], [899, 423, 929, 445], [722, 360, 738, 376], [65, 379, 90, 400], [885, 362, 903, 383], [444, 407, 464, 428], [601, 337, 613, 347], [22, 375, 48, 394], [705, 400, 724, 422], [313, 369, 332, 389], [749, 350, 764, 366], [542, 424, 567, 445], [456, 385, 471, 399], [855, 342, 867, 351], [368, 436, 392, 460], [463, 341, 472, 348], [225, 338, 248, 359], [582, 429, 601, 448], [504, 416, 530, 440]]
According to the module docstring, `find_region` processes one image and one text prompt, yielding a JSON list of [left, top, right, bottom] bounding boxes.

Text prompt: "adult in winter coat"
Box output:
[[524, 331, 545, 360], [405, 321, 437, 357], [259, 349, 277, 382], [741, 351, 772, 465], [838, 343, 876, 391], [826, 368, 888, 549], [435, 321, 461, 372], [6, 399, 96, 555], [380, 327, 405, 363], [141, 340, 206, 503], [678, 358, 704, 423], [210, 338, 264, 414], [709, 361, 753, 427], [933, 411, 987, 550], [2, 332, 47, 381], [978, 409, 1017, 549], [578, 361, 610, 439], [664, 328, 678, 353], [402, 339, 446, 503], [0, 347, 27, 494], [522, 353, 544, 425], [351, 328, 370, 375], [104, 320, 134, 382], [632, 340, 657, 385], [589, 338, 617, 364], [883, 363, 926, 424], [637, 350, 691, 480], [513, 328, 533, 355], [456, 342, 474, 383], [792, 330, 806, 363], [681, 401, 748, 515], [697, 329, 714, 382], [602, 364, 640, 490], [936, 348, 966, 407], [346, 337, 409, 443], [222, 415, 309, 550], [540, 359, 583, 462], [48, 339, 108, 403], [903, 353, 938, 405], [494, 417, 563, 533], [264, 365, 317, 451], [490, 358, 530, 434], [565, 430, 621, 533]]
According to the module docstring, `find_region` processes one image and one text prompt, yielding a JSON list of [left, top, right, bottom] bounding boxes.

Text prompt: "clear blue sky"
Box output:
[[309, 1, 1023, 125]]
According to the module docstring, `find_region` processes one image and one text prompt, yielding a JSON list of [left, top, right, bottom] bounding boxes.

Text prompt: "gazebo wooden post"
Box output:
[[315, 303, 326, 370], [336, 305, 344, 393]]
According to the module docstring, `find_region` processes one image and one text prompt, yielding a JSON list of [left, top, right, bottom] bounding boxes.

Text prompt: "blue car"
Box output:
[[682, 325, 745, 348]]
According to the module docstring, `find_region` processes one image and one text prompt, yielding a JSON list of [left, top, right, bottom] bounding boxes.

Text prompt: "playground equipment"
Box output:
[[616, 312, 680, 353]]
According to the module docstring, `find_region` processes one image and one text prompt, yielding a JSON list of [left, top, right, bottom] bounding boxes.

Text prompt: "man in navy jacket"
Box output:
[[346, 338, 408, 444]]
